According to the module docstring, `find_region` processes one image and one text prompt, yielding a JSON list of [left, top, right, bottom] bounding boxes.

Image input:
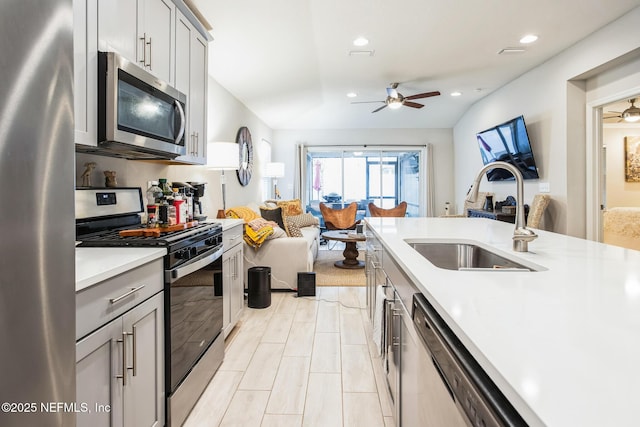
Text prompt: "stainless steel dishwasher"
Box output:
[[412, 293, 528, 427]]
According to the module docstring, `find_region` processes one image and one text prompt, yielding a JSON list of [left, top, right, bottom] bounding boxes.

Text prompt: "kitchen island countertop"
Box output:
[[365, 216, 640, 427], [75, 247, 166, 292]]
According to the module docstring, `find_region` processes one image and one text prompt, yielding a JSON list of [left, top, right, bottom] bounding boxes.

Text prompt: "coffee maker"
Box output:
[[187, 182, 207, 221]]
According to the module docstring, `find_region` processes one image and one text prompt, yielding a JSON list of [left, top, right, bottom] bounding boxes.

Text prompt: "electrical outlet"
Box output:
[[539, 182, 550, 193]]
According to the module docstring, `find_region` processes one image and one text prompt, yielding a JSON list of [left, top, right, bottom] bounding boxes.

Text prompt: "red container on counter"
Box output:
[[173, 196, 186, 224]]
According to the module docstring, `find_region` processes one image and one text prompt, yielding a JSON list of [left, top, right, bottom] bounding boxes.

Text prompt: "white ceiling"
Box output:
[[192, 0, 640, 130]]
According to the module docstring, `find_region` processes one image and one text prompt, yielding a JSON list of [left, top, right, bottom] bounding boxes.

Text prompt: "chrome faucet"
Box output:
[[466, 161, 537, 252]]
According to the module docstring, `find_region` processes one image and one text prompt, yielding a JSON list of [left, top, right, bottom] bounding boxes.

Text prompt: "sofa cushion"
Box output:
[[300, 226, 319, 247], [260, 206, 286, 230], [269, 226, 287, 239]]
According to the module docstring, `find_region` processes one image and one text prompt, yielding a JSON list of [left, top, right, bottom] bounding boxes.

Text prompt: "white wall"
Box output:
[[453, 6, 640, 236], [271, 128, 454, 215], [76, 76, 273, 218]]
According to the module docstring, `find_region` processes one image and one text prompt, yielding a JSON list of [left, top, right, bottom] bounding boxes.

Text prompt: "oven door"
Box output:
[[165, 245, 223, 394], [98, 51, 187, 159]]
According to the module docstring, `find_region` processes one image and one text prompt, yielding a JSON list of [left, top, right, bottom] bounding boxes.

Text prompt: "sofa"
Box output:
[[230, 201, 320, 290]]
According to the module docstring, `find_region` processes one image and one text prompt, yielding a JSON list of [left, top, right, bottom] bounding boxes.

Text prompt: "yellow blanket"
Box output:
[[243, 224, 273, 250], [225, 206, 259, 223]]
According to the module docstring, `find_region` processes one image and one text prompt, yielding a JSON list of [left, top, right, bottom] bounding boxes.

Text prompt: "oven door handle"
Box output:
[[166, 246, 223, 283]]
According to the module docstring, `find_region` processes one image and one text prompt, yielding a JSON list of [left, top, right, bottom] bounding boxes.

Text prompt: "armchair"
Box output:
[[319, 202, 360, 230], [368, 201, 407, 217]]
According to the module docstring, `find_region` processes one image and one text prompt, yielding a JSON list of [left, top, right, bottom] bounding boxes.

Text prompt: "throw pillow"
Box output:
[[277, 199, 303, 216], [283, 218, 303, 237], [260, 206, 286, 230], [286, 213, 319, 229]]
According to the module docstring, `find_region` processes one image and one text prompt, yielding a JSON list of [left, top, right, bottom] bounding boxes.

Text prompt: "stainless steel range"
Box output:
[[76, 187, 224, 426]]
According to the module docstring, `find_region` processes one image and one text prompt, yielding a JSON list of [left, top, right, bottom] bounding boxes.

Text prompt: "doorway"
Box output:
[[587, 92, 640, 245]]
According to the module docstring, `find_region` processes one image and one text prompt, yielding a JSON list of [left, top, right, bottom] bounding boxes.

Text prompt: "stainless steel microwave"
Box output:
[[97, 51, 187, 160]]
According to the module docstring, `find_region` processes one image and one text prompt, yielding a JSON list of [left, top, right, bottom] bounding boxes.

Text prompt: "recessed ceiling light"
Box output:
[[346, 92, 357, 98], [353, 37, 369, 47], [450, 91, 462, 97], [520, 34, 538, 44]]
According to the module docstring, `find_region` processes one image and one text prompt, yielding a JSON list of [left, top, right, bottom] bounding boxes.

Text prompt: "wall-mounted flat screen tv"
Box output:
[[476, 115, 539, 181]]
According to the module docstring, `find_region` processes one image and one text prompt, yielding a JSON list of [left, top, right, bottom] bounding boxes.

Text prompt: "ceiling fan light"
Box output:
[[623, 113, 640, 123], [388, 101, 402, 109], [621, 99, 640, 122]]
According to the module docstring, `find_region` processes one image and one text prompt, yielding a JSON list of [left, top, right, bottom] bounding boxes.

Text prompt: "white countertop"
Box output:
[[75, 247, 166, 292], [365, 217, 640, 427], [207, 218, 244, 231]]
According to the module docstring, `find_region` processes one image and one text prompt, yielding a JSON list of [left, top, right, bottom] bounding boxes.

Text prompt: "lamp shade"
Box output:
[[265, 162, 285, 178], [207, 142, 239, 170]]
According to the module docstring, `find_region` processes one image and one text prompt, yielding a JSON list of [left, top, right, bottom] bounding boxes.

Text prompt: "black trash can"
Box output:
[[248, 266, 271, 309]]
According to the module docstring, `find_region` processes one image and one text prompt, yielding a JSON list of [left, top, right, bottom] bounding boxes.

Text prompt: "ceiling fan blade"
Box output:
[[351, 100, 385, 104], [372, 105, 388, 113], [403, 101, 424, 109], [386, 87, 399, 98], [405, 91, 441, 100]]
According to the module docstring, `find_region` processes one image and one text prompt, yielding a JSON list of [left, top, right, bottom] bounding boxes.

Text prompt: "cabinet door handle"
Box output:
[[116, 331, 128, 386], [139, 33, 147, 65], [233, 254, 238, 279], [129, 326, 137, 377], [146, 37, 152, 69], [109, 285, 146, 304]]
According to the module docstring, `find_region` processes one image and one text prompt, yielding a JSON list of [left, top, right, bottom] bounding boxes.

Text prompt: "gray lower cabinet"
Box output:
[[76, 292, 164, 427], [223, 223, 244, 337], [367, 227, 466, 427]]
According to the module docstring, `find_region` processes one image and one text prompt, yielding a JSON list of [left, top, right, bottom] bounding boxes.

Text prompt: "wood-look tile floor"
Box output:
[[184, 287, 395, 427]]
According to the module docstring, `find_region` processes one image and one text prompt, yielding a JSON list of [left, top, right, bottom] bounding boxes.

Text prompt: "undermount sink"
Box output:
[[406, 241, 543, 272]]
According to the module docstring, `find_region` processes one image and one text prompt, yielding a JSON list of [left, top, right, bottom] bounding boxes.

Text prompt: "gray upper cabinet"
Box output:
[[74, 0, 209, 157], [173, 9, 208, 165], [98, 0, 175, 85], [73, 0, 98, 148]]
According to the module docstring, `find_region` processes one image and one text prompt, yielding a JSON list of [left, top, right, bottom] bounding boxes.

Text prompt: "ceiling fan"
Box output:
[[603, 98, 640, 123], [352, 83, 441, 113]]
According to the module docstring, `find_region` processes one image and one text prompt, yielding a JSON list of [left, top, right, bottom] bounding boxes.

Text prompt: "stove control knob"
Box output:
[[177, 249, 191, 260], [190, 247, 198, 258], [205, 237, 217, 246]]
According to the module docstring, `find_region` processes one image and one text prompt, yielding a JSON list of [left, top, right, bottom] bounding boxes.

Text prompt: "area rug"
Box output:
[[314, 249, 365, 287]]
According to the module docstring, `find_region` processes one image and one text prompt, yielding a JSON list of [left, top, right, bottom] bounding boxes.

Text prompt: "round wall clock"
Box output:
[[236, 126, 253, 186]]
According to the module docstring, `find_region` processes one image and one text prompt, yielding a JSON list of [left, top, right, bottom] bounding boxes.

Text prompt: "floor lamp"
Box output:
[[207, 141, 239, 219], [265, 162, 285, 199]]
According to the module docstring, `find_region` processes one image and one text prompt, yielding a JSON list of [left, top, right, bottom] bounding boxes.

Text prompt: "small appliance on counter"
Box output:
[[187, 181, 207, 221]]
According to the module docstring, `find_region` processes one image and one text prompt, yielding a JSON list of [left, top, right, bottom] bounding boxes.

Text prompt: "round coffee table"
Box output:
[[321, 230, 367, 269]]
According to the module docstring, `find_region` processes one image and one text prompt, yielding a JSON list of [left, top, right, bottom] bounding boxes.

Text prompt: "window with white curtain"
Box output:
[[300, 145, 433, 219]]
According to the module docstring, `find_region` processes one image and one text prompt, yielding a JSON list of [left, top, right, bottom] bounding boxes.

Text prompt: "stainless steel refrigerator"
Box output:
[[0, 1, 76, 426]]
